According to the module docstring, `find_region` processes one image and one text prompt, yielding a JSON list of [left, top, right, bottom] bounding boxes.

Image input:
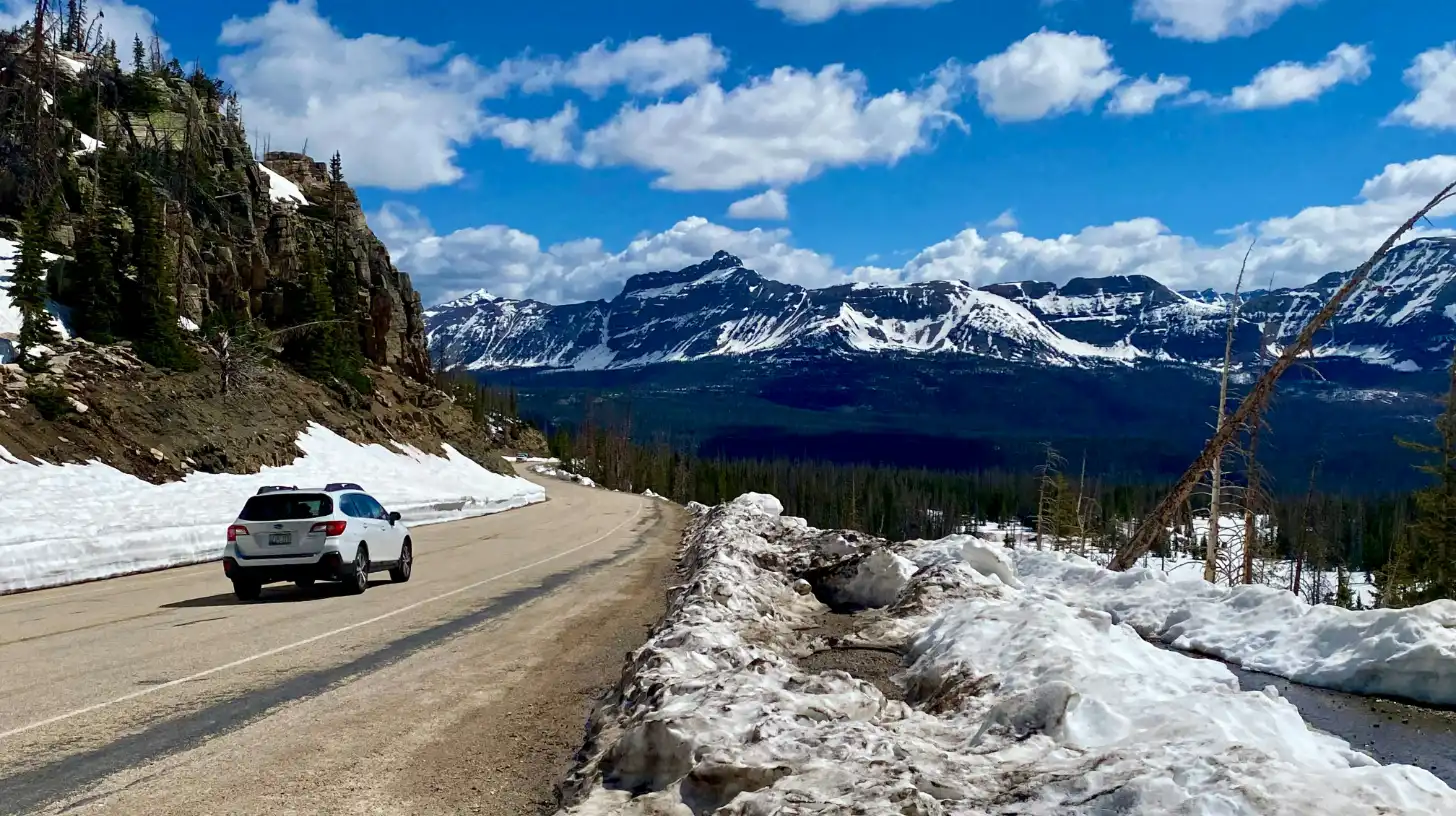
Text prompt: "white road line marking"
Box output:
[[0, 498, 645, 743]]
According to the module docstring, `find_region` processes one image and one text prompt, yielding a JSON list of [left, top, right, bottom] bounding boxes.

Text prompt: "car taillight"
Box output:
[[227, 525, 249, 542], [310, 520, 347, 537]]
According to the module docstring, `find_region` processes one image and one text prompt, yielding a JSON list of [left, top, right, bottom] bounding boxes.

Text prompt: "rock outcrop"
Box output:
[[37, 58, 433, 383]]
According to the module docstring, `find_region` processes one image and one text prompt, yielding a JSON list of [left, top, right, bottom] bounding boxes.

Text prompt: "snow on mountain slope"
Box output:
[[429, 252, 1155, 371], [426, 238, 1456, 374], [258, 164, 309, 206], [1240, 237, 1456, 371]]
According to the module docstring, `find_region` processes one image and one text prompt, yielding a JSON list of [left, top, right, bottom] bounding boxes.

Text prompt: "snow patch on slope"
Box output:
[[0, 237, 71, 363], [0, 424, 545, 594], [259, 164, 309, 206]]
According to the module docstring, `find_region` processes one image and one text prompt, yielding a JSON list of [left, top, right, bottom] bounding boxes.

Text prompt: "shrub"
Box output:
[[25, 381, 75, 420]]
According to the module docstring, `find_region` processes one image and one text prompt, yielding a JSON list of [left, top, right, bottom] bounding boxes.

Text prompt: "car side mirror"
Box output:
[[389, 511, 401, 524]]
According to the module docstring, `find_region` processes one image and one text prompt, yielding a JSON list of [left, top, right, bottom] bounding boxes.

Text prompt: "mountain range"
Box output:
[[423, 238, 1455, 492], [426, 238, 1456, 378]]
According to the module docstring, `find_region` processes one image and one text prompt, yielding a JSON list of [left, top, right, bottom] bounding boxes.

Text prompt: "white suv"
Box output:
[[222, 483, 413, 601]]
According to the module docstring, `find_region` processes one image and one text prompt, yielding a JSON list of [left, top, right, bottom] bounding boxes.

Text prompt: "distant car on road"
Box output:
[[515, 452, 531, 461], [222, 483, 413, 601]]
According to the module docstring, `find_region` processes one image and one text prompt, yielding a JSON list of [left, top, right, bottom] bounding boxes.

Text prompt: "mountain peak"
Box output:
[[437, 289, 500, 310], [618, 252, 755, 298], [711, 250, 744, 267]]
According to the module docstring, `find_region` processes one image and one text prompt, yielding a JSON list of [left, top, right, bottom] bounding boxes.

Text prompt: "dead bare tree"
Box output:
[[1205, 243, 1253, 580], [1112, 182, 1456, 571], [202, 319, 346, 397], [1035, 443, 1066, 551]]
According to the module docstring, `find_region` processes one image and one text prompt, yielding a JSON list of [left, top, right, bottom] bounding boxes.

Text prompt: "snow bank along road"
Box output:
[[556, 495, 1456, 815], [0, 466, 684, 816]]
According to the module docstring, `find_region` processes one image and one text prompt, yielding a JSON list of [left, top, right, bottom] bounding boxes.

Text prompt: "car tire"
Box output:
[[389, 540, 413, 583], [233, 579, 262, 602], [343, 546, 369, 595]]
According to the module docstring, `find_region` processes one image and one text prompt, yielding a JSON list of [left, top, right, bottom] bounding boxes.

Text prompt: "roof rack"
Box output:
[[324, 482, 364, 492], [256, 485, 298, 495]]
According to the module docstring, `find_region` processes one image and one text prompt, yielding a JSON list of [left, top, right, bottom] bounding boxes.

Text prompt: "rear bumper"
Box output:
[[223, 551, 349, 584]]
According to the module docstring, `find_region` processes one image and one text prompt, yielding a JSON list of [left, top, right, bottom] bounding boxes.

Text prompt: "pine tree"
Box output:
[[128, 187, 194, 369], [284, 249, 342, 382], [1391, 350, 1456, 605], [69, 209, 119, 342], [132, 35, 145, 74], [64, 0, 85, 51], [1335, 565, 1354, 610], [13, 204, 58, 367]]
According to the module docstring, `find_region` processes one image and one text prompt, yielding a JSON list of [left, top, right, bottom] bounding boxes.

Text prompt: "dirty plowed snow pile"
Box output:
[[0, 423, 545, 593], [1015, 549, 1456, 707], [558, 494, 1456, 815], [531, 463, 596, 487]]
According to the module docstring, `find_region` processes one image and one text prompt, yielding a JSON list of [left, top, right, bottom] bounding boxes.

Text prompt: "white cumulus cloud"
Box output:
[[486, 103, 579, 163], [383, 155, 1456, 306], [495, 35, 728, 98], [754, 0, 953, 24], [218, 0, 494, 191], [728, 190, 790, 220], [573, 62, 968, 191], [1133, 0, 1323, 42], [216, 5, 731, 191], [377, 205, 836, 304], [1108, 74, 1191, 116], [1389, 42, 1456, 130], [970, 30, 1123, 122], [1216, 43, 1372, 110]]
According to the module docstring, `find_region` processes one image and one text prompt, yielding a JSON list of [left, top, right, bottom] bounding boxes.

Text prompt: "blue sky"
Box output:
[[10, 0, 1456, 303]]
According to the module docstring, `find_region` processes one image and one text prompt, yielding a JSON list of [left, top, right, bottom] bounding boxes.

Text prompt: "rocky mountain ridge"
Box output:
[[427, 238, 1456, 378]]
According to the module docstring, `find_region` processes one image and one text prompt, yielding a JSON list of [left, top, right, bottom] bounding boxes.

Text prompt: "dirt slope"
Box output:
[[0, 338, 543, 481]]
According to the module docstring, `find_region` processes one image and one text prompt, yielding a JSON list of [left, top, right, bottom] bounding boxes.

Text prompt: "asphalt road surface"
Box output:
[[0, 467, 684, 816]]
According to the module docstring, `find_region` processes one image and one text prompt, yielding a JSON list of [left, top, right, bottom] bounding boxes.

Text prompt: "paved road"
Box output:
[[0, 467, 683, 815]]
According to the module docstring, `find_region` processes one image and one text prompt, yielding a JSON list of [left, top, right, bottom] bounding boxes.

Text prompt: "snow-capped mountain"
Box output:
[[426, 238, 1456, 375]]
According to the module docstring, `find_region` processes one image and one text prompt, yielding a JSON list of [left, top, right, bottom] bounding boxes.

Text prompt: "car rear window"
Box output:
[[238, 493, 333, 521]]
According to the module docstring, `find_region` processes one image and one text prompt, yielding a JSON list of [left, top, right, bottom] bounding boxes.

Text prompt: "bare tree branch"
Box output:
[[1111, 181, 1456, 572]]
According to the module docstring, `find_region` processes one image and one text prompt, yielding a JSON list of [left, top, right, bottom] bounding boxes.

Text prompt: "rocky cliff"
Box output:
[[253, 152, 432, 381], [0, 46, 430, 381], [0, 44, 540, 477]]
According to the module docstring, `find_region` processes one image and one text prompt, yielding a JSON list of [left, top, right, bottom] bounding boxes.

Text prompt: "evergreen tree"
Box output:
[[284, 249, 342, 382], [64, 0, 85, 51], [131, 35, 145, 74], [13, 204, 58, 367], [1390, 351, 1456, 605], [69, 208, 119, 343], [128, 186, 194, 369], [1335, 565, 1354, 610]]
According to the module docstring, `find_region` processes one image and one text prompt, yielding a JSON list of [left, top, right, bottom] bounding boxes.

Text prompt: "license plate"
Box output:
[[268, 532, 292, 546]]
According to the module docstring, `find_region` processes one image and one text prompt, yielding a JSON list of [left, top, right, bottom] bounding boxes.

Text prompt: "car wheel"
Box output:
[[390, 540, 413, 583], [232, 579, 262, 602], [344, 546, 369, 595]]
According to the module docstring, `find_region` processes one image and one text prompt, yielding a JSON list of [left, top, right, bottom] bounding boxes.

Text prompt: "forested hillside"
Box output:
[[0, 4, 544, 476]]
